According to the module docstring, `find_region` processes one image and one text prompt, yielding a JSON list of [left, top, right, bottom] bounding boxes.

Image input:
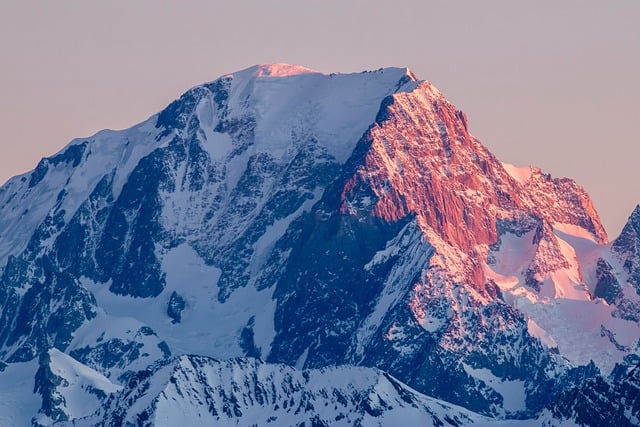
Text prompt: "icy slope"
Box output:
[[32, 349, 121, 426], [0, 359, 40, 427]]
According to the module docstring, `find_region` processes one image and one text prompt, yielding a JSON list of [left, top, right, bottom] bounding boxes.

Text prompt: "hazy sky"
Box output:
[[0, 1, 638, 237]]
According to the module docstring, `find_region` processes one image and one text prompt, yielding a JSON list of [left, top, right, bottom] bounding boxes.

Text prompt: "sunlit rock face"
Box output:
[[339, 79, 606, 289], [0, 63, 638, 425], [268, 74, 619, 417]]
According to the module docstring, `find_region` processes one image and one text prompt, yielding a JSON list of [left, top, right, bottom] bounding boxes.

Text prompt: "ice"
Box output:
[[527, 318, 558, 349], [220, 64, 417, 164], [231, 63, 319, 79], [501, 162, 533, 185], [462, 363, 527, 414], [90, 357, 494, 427], [553, 222, 599, 244], [37, 349, 122, 423], [0, 116, 163, 270], [542, 234, 591, 301], [487, 227, 640, 373], [81, 243, 276, 360], [0, 359, 40, 427]]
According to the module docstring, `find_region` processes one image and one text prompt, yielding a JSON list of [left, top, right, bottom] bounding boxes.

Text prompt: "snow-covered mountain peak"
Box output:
[[0, 63, 639, 426], [226, 63, 418, 81], [167, 63, 420, 165], [237, 63, 320, 78], [85, 355, 490, 427]]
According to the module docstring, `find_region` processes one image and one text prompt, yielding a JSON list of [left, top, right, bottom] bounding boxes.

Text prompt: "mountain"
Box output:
[[76, 356, 495, 427], [0, 63, 638, 426]]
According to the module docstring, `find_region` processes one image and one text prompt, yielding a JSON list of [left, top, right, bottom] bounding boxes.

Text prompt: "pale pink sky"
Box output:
[[0, 1, 638, 237]]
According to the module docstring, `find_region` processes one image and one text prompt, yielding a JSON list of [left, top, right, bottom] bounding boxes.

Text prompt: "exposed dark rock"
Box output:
[[167, 291, 186, 324]]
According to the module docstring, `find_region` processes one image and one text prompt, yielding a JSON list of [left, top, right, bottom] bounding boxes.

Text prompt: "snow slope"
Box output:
[[0, 360, 40, 426], [77, 356, 517, 427], [485, 223, 639, 373]]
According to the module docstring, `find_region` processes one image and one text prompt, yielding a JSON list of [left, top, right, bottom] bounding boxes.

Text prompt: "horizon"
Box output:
[[1, 1, 638, 237]]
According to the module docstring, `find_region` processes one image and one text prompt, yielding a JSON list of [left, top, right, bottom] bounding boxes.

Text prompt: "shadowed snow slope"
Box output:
[[79, 356, 498, 427]]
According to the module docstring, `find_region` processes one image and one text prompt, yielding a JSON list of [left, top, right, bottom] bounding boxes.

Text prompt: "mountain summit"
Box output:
[[0, 64, 638, 426]]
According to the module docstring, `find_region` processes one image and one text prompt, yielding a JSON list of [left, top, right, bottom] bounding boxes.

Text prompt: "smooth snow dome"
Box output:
[[243, 63, 319, 77], [208, 63, 417, 162]]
